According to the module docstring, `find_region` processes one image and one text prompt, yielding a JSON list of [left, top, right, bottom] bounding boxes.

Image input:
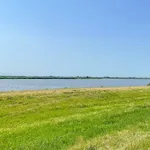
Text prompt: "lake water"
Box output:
[[0, 79, 150, 91]]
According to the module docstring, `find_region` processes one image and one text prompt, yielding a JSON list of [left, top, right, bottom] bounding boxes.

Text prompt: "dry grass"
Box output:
[[69, 129, 150, 150]]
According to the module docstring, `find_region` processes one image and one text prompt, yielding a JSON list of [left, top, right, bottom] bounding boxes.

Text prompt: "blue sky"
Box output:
[[0, 0, 150, 76]]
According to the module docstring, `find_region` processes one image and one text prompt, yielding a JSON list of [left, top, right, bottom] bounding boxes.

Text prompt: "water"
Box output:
[[0, 79, 150, 91]]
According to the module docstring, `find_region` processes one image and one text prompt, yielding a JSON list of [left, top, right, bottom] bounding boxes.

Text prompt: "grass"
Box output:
[[0, 87, 150, 150]]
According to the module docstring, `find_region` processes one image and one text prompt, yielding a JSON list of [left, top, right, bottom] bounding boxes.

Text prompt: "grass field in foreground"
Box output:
[[0, 87, 150, 150]]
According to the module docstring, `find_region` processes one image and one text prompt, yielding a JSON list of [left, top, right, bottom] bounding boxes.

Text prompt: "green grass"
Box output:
[[0, 87, 150, 150]]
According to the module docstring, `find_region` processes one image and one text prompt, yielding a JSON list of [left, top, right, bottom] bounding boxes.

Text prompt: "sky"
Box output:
[[0, 0, 150, 77]]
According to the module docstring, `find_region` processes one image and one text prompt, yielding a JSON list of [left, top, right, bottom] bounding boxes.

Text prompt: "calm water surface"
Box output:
[[0, 79, 150, 91]]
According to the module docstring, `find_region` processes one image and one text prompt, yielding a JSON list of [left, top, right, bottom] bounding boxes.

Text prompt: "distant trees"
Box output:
[[0, 76, 150, 80]]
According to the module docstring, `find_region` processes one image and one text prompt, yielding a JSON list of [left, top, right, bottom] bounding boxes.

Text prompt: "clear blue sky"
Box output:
[[0, 0, 150, 76]]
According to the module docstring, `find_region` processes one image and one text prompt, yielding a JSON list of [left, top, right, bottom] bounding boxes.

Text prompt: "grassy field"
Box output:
[[0, 87, 150, 150]]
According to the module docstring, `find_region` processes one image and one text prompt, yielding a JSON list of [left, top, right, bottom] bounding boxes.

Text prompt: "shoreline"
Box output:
[[0, 86, 149, 96]]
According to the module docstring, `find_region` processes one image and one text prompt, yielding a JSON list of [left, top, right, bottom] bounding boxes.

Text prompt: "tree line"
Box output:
[[0, 76, 150, 79]]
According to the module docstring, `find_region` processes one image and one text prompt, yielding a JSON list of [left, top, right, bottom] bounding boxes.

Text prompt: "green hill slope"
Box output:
[[0, 87, 150, 150]]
